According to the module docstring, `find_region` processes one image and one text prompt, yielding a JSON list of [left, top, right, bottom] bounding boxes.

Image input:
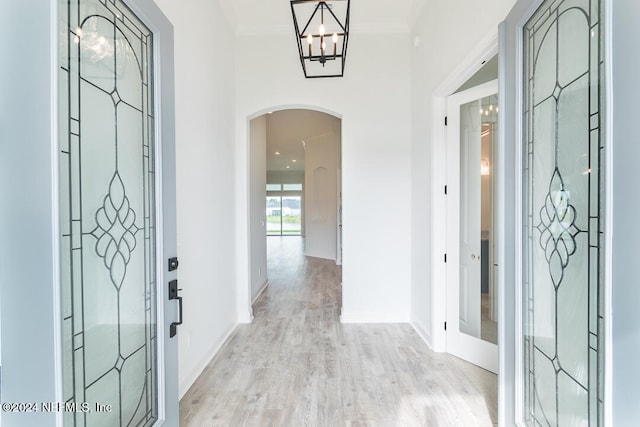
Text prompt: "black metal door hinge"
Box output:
[[444, 185, 447, 195], [444, 253, 447, 263], [444, 322, 447, 331], [444, 116, 448, 126]]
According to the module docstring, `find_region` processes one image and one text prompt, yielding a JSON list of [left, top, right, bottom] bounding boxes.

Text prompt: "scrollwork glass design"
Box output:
[[523, 0, 605, 425], [59, 0, 158, 425]]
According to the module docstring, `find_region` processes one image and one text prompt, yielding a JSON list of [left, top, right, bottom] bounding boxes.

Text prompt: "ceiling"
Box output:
[[263, 109, 341, 172], [229, 1, 426, 173], [218, 0, 426, 35]]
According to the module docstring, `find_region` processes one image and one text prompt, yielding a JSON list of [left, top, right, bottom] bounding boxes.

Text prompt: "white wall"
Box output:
[[235, 32, 412, 323], [611, 0, 640, 422], [153, 0, 238, 397], [268, 171, 305, 185], [409, 0, 516, 346], [249, 116, 268, 301], [305, 134, 340, 260]]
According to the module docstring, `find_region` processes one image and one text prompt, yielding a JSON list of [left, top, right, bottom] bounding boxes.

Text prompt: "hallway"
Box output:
[[179, 237, 497, 426]]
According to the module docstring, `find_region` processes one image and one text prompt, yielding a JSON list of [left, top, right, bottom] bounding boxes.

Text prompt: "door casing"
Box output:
[[430, 32, 499, 354]]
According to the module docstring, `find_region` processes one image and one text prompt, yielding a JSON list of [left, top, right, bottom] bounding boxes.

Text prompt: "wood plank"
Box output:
[[179, 236, 497, 426]]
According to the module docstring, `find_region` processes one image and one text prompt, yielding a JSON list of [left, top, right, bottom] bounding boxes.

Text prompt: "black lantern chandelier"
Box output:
[[290, 0, 350, 78]]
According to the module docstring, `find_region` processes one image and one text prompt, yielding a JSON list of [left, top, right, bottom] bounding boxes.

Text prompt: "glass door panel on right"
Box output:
[[266, 196, 283, 235], [522, 0, 605, 425], [281, 196, 302, 235]]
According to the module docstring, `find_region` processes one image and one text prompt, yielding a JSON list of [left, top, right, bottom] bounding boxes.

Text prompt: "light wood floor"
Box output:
[[179, 237, 498, 426]]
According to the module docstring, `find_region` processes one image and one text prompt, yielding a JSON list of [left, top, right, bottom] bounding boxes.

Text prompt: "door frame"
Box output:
[[132, 0, 180, 424], [0, 0, 179, 425], [445, 79, 499, 374], [430, 31, 498, 354], [1, 1, 64, 424]]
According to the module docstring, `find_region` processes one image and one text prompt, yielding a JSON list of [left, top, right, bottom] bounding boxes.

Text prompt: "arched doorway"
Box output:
[[247, 107, 343, 314]]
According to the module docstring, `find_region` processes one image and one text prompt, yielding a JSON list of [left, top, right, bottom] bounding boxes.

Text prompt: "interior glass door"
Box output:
[[521, 0, 605, 425], [446, 80, 499, 373], [58, 0, 166, 424]]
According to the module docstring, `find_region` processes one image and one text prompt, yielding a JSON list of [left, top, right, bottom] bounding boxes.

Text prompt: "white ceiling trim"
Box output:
[[218, 0, 238, 30], [235, 24, 293, 36], [218, 0, 426, 36], [407, 0, 427, 32], [235, 22, 411, 36], [350, 22, 411, 33]]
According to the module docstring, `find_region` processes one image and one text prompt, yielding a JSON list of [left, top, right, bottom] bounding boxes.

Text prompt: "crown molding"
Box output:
[[235, 22, 410, 36], [218, 0, 238, 30]]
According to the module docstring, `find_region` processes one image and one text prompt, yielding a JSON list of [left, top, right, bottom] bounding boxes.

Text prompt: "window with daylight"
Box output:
[[266, 184, 303, 236]]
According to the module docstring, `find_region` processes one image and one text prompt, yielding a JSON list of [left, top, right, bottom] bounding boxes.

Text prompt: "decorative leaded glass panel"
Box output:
[[59, 0, 157, 425], [523, 0, 604, 425]]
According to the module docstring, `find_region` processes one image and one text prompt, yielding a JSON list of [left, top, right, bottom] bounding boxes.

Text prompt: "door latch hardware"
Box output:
[[169, 280, 183, 338], [168, 257, 179, 271]]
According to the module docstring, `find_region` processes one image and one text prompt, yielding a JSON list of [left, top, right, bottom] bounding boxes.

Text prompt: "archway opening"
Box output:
[[247, 107, 343, 309]]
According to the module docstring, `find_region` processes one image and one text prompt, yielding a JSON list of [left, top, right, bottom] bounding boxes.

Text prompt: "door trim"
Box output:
[[129, 0, 180, 424], [499, 2, 546, 423], [1, 1, 65, 424], [603, 2, 613, 424]]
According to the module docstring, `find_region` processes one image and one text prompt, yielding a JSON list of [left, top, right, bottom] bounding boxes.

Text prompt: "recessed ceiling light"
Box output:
[[275, 152, 280, 155], [292, 159, 297, 163], [286, 165, 291, 169]]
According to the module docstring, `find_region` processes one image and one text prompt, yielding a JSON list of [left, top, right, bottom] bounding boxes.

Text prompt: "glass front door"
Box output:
[[58, 0, 168, 424], [522, 0, 605, 425]]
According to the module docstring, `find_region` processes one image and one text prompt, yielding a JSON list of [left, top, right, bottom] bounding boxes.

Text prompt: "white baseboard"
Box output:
[[179, 322, 237, 399], [252, 279, 269, 304], [410, 317, 434, 351]]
